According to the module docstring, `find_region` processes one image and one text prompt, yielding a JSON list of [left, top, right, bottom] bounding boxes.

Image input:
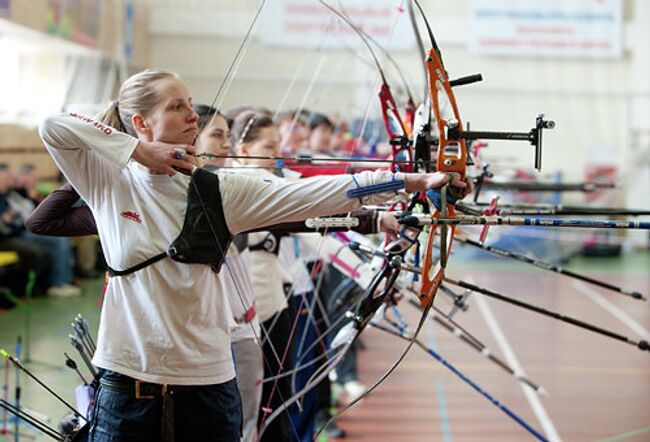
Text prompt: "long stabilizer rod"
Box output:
[[455, 235, 645, 301], [443, 278, 649, 353]]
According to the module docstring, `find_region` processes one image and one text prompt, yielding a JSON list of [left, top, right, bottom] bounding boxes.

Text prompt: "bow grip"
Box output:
[[426, 188, 463, 212]]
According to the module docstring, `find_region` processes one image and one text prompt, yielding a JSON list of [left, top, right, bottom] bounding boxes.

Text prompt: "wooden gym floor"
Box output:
[[338, 253, 650, 442], [0, 250, 648, 442]]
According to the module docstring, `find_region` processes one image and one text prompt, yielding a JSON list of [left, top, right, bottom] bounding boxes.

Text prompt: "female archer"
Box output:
[[39, 68, 468, 442]]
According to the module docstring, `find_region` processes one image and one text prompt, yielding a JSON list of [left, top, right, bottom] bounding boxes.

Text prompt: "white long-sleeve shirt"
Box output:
[[278, 235, 315, 296], [221, 243, 260, 342], [39, 113, 404, 385], [228, 168, 292, 322]]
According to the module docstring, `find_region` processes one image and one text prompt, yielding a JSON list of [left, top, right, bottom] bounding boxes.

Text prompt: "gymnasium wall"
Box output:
[[149, 0, 645, 206], [1, 0, 648, 211], [0, 0, 149, 182]]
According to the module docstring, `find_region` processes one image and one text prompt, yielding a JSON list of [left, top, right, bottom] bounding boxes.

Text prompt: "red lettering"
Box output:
[[68, 112, 113, 135]]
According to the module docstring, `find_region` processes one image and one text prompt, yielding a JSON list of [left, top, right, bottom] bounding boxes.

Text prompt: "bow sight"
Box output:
[[404, 73, 556, 174], [446, 113, 555, 172], [402, 73, 555, 175]]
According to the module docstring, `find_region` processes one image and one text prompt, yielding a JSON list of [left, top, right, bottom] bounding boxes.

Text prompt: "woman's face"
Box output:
[[309, 125, 334, 154], [278, 119, 307, 153], [238, 126, 281, 170], [138, 77, 198, 144], [195, 114, 232, 167]]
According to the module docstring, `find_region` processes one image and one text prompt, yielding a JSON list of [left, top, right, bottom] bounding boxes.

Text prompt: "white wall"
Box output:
[[148, 0, 646, 204], [627, 0, 650, 211]]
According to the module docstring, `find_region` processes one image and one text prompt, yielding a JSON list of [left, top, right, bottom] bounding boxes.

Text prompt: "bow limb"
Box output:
[[407, 0, 428, 105], [295, 13, 459, 427], [260, 3, 406, 416], [337, 0, 417, 117]]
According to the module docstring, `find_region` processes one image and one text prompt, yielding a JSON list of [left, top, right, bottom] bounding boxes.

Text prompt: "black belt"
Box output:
[[100, 376, 188, 442], [99, 376, 200, 399]]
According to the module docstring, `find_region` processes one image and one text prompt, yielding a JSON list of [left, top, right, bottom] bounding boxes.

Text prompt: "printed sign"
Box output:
[[46, 0, 100, 48], [468, 0, 623, 59], [258, 0, 414, 50]]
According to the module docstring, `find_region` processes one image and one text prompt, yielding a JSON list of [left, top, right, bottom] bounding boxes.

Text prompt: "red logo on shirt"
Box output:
[[120, 211, 142, 224]]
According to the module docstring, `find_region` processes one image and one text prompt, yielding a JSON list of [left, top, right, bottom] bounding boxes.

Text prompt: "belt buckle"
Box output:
[[135, 380, 156, 399]]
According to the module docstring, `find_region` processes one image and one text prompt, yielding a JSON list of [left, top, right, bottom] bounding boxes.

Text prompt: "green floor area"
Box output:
[[1, 277, 103, 441], [453, 247, 650, 276], [0, 250, 647, 441]]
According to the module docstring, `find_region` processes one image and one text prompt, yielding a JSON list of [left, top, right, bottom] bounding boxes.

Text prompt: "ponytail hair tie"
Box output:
[[113, 100, 124, 129]]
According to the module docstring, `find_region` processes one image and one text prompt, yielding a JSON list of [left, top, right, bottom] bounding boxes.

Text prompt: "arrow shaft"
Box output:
[[465, 202, 650, 216], [0, 399, 64, 441], [410, 215, 650, 229], [402, 301, 544, 392], [481, 182, 613, 192], [0, 351, 87, 422]]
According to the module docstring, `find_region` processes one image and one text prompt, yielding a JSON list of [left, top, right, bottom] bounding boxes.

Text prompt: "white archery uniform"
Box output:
[[220, 243, 259, 341], [40, 112, 405, 386], [275, 168, 315, 299], [219, 242, 263, 442], [225, 167, 288, 323], [278, 235, 315, 298]]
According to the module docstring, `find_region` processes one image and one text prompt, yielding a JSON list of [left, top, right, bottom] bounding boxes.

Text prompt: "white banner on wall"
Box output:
[[468, 0, 623, 59], [258, 0, 414, 50]]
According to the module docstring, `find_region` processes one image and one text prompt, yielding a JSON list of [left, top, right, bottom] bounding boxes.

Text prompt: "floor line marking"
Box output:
[[572, 281, 650, 340], [595, 424, 650, 442], [426, 318, 452, 442], [474, 290, 562, 442], [436, 380, 453, 442]]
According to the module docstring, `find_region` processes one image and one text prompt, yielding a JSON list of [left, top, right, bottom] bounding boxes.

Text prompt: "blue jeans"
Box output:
[[89, 371, 242, 442], [289, 292, 318, 442], [20, 230, 74, 286]]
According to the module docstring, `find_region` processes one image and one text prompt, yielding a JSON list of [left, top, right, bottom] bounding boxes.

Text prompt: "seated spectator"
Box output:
[[0, 164, 80, 297], [13, 163, 43, 204], [0, 163, 51, 297]]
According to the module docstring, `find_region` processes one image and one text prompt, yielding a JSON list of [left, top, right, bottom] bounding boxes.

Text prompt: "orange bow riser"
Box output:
[[417, 45, 467, 308]]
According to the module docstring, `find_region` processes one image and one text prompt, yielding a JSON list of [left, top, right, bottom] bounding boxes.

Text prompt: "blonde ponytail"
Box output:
[[95, 69, 179, 136], [95, 101, 124, 132]]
